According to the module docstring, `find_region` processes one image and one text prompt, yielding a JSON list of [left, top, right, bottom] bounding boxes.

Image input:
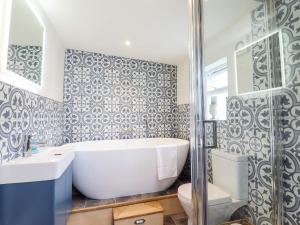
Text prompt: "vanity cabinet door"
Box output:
[[55, 164, 73, 225]]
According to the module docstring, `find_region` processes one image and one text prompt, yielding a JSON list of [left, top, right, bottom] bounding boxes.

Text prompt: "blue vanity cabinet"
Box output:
[[0, 164, 73, 225], [54, 165, 73, 225]]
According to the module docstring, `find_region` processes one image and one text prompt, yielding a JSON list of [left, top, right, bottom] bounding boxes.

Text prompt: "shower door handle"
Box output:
[[203, 120, 217, 148]]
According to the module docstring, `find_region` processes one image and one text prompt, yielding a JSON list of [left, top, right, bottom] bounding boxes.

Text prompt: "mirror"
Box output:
[[235, 32, 284, 95], [6, 0, 44, 85]]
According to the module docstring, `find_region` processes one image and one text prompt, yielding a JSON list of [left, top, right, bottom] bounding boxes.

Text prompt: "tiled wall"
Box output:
[[176, 104, 190, 140], [176, 96, 278, 224], [221, 95, 276, 225], [7, 45, 42, 85], [175, 104, 226, 182], [176, 104, 190, 181], [276, 0, 300, 224], [220, 1, 300, 225], [63, 49, 177, 143], [0, 81, 63, 162]]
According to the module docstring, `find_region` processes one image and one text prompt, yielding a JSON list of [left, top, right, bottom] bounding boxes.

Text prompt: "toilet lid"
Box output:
[[178, 183, 232, 206]]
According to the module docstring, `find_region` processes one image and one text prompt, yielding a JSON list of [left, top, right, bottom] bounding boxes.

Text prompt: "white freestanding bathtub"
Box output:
[[68, 138, 189, 199]]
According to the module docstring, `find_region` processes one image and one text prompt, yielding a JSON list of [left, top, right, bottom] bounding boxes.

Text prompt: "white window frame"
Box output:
[[205, 57, 228, 120]]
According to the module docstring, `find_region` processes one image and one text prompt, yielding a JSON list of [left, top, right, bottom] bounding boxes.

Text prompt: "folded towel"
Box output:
[[156, 145, 178, 180]]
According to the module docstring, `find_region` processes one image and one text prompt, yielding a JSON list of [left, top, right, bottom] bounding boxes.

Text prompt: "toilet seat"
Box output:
[[178, 183, 232, 206]]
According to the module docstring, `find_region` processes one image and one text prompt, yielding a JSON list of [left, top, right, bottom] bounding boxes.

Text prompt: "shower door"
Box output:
[[189, 0, 300, 225]]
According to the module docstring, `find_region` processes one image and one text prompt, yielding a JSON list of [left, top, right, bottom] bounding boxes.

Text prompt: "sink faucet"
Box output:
[[23, 135, 32, 158], [120, 128, 134, 139], [145, 119, 149, 137]]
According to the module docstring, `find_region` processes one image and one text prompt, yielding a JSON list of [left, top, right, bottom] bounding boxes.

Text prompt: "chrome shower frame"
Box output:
[[188, 0, 207, 225]]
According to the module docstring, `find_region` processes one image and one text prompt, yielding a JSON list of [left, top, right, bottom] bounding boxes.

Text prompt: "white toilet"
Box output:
[[178, 150, 248, 225]]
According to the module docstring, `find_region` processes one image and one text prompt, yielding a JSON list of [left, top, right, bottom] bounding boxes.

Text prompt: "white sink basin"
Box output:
[[0, 146, 74, 184]]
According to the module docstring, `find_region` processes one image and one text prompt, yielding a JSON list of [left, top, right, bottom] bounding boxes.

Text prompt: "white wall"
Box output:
[[236, 48, 254, 94], [177, 12, 253, 104], [204, 13, 253, 96], [0, 0, 65, 102], [9, 0, 44, 46], [177, 57, 190, 105]]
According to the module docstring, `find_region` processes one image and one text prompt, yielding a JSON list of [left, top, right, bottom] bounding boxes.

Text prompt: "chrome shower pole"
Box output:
[[189, 0, 207, 225]]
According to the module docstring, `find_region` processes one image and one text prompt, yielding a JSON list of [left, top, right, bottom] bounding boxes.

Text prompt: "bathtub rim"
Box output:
[[64, 138, 190, 152]]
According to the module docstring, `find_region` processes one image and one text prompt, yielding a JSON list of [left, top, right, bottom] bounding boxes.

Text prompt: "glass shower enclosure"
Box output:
[[189, 0, 300, 225]]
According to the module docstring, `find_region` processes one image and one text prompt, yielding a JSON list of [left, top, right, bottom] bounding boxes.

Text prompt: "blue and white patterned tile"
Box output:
[[225, 1, 300, 225], [0, 81, 63, 162], [274, 1, 300, 224], [7, 45, 42, 85], [63, 49, 177, 143]]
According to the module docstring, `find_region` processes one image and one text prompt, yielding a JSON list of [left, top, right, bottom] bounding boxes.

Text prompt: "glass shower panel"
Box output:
[[200, 0, 298, 225], [275, 1, 300, 225]]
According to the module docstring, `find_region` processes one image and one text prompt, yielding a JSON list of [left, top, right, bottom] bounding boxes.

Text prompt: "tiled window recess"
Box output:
[[7, 45, 42, 85], [63, 49, 178, 143], [0, 81, 63, 162]]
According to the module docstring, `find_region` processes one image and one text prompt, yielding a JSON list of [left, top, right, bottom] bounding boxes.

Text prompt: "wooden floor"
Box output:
[[67, 200, 186, 225]]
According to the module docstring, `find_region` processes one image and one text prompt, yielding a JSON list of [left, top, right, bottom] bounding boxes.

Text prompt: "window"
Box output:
[[205, 58, 228, 120]]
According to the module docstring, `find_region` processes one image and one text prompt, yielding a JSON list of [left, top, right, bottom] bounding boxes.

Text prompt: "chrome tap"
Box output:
[[0, 142, 7, 165], [120, 128, 134, 139], [23, 135, 32, 158]]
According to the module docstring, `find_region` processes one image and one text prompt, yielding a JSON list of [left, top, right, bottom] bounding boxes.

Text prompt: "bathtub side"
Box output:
[[72, 138, 189, 199]]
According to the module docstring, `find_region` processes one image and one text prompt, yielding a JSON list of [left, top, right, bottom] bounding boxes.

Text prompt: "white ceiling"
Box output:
[[36, 0, 259, 65], [203, 0, 260, 42], [37, 0, 189, 65]]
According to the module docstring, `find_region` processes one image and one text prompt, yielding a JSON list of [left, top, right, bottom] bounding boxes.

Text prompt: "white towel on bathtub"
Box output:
[[156, 145, 178, 180]]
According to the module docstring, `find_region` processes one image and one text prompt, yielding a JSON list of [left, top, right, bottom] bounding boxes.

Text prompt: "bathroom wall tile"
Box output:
[[251, 3, 268, 40], [216, 120, 228, 150], [176, 104, 190, 140], [223, 94, 276, 225], [176, 104, 191, 182], [175, 104, 224, 183], [63, 49, 177, 143], [7, 45, 42, 85], [219, 1, 300, 224], [276, 0, 300, 223], [0, 81, 63, 162], [223, 2, 293, 223], [204, 122, 215, 147]]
